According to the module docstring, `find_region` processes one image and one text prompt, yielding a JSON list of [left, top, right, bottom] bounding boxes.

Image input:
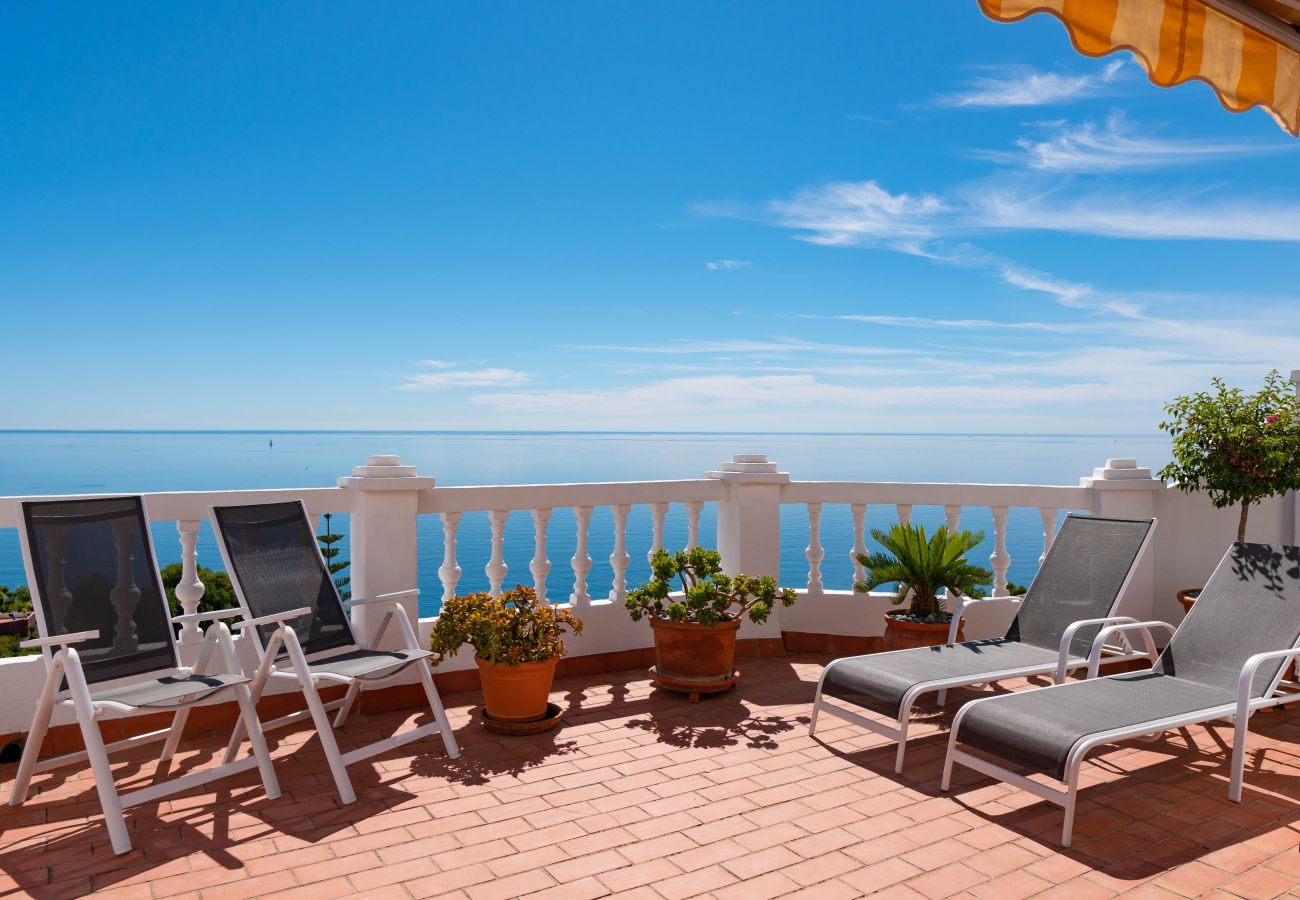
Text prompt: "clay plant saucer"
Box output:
[[479, 702, 565, 736], [649, 667, 739, 703]]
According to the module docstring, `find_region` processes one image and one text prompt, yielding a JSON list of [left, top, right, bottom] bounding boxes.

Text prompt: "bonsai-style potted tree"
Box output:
[[1158, 370, 1300, 612], [430, 585, 583, 727], [855, 523, 993, 650], [627, 547, 796, 701]]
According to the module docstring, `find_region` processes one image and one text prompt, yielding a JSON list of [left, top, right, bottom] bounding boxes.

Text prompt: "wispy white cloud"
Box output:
[[705, 259, 751, 271], [797, 313, 1092, 333], [973, 112, 1285, 173], [568, 338, 917, 357], [398, 365, 529, 392], [931, 60, 1124, 108], [416, 359, 457, 369], [763, 180, 945, 250]]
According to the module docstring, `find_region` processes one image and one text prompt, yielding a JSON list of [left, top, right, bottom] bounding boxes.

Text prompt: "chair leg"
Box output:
[[225, 632, 279, 765], [1060, 770, 1081, 848], [282, 630, 356, 803], [1229, 712, 1250, 803], [894, 707, 911, 774], [9, 653, 64, 806], [159, 708, 191, 764], [415, 661, 460, 759], [63, 649, 133, 855], [808, 699, 821, 736], [213, 623, 281, 800]]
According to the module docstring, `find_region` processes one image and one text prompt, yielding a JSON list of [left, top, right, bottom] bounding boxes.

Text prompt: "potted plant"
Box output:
[[1159, 370, 1300, 545], [626, 547, 796, 701], [1159, 371, 1300, 614], [855, 523, 993, 650], [430, 585, 583, 726]]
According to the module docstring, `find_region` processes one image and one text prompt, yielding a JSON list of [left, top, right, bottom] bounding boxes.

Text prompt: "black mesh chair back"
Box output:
[[1157, 542, 1300, 696], [212, 501, 355, 658], [22, 496, 177, 687], [1004, 515, 1153, 656]]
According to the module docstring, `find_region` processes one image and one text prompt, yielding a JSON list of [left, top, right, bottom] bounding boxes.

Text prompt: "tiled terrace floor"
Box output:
[[4, 654, 1300, 899]]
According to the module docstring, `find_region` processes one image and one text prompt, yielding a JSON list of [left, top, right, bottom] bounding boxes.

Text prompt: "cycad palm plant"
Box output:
[[855, 523, 992, 622]]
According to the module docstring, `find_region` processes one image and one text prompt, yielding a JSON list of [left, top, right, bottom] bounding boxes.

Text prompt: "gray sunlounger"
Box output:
[[810, 515, 1156, 773], [943, 541, 1300, 847]]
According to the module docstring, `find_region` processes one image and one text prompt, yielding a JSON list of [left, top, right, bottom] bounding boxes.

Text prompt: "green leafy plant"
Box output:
[[626, 547, 797, 627], [0, 584, 37, 659], [430, 585, 583, 667], [854, 523, 992, 622], [317, 513, 351, 601], [1159, 370, 1300, 543]]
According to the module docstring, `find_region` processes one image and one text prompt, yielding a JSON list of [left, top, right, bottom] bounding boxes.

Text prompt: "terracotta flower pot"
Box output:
[[475, 656, 558, 723], [1176, 588, 1201, 614], [882, 613, 961, 651], [648, 616, 740, 701]]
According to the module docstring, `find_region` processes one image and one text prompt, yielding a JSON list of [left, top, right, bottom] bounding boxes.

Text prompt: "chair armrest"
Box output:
[[947, 596, 1022, 644], [1086, 620, 1178, 678], [342, 589, 419, 609], [230, 607, 313, 630], [1236, 647, 1300, 717], [1056, 616, 1137, 682], [21, 629, 99, 650]]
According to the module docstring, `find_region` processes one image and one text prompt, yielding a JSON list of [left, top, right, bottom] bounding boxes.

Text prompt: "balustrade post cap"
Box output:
[[706, 453, 790, 483], [1080, 457, 1163, 490], [338, 455, 435, 491], [1291, 368, 1299, 386]]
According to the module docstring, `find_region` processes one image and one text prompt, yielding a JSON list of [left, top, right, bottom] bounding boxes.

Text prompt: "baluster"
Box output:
[[486, 510, 508, 598], [438, 512, 462, 602], [110, 518, 143, 654], [649, 502, 668, 562], [175, 520, 206, 647], [685, 501, 702, 549], [609, 504, 631, 601], [850, 503, 867, 586], [944, 505, 962, 535], [896, 503, 913, 528], [990, 506, 1011, 596], [530, 508, 552, 603], [42, 525, 74, 632], [1039, 507, 1059, 565], [804, 503, 824, 593], [571, 506, 592, 607]]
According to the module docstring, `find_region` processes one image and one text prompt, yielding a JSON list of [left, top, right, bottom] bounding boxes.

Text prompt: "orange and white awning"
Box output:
[[978, 0, 1300, 136]]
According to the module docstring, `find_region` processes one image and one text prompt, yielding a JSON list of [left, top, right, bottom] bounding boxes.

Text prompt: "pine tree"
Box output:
[[317, 512, 351, 600]]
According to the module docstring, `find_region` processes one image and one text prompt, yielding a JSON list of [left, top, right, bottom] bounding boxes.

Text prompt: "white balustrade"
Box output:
[[174, 520, 205, 647], [530, 508, 552, 603], [990, 506, 1011, 596], [110, 518, 142, 654], [850, 503, 867, 586], [1039, 507, 1059, 564], [571, 506, 592, 607], [439, 512, 462, 602], [805, 502, 824, 593], [649, 502, 667, 562], [944, 505, 961, 535], [609, 504, 630, 602], [486, 510, 508, 598]]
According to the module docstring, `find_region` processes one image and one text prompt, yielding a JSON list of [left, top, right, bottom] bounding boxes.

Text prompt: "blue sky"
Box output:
[[2, 2, 1297, 432]]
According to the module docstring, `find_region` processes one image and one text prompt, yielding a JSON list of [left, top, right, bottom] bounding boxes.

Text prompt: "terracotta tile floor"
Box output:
[[4, 654, 1300, 899]]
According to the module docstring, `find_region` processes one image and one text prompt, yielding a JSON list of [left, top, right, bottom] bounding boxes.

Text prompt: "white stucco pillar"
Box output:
[[338, 455, 434, 649], [708, 454, 789, 641], [1080, 458, 1165, 622]]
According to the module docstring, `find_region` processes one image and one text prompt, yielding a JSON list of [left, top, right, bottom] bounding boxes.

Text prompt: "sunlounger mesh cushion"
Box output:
[[213, 502, 355, 657], [90, 673, 249, 708], [820, 515, 1152, 720], [23, 497, 177, 686], [959, 542, 1300, 779], [822, 640, 1062, 718], [1005, 516, 1153, 656], [308, 647, 432, 680]]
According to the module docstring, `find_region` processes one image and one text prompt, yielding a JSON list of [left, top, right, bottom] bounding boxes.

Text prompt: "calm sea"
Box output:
[[0, 431, 1172, 617]]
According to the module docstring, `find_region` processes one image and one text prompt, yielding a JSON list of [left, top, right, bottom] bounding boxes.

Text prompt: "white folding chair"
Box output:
[[211, 500, 459, 805], [8, 496, 281, 855]]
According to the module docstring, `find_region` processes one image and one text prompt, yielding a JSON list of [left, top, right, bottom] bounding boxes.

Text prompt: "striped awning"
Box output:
[[978, 0, 1300, 136]]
